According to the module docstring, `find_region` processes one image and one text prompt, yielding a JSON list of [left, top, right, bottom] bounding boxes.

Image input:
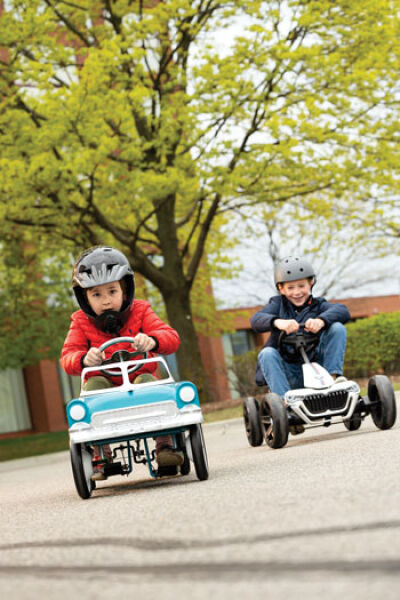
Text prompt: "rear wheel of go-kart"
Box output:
[[176, 432, 191, 476], [368, 375, 397, 430], [189, 424, 209, 480], [260, 393, 289, 449], [343, 413, 362, 431], [243, 397, 263, 447], [70, 442, 94, 499]]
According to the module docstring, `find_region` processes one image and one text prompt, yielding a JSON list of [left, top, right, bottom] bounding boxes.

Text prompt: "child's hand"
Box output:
[[83, 347, 104, 367], [304, 318, 324, 333], [132, 333, 156, 352], [274, 319, 299, 334]]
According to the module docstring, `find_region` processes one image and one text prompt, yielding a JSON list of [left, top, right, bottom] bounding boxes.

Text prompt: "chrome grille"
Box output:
[[303, 390, 348, 415], [91, 401, 177, 429]]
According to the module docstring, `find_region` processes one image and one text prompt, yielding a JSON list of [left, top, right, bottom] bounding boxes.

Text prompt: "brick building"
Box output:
[[0, 294, 399, 438]]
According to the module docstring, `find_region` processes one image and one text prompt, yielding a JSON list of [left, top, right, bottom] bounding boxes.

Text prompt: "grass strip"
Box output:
[[0, 431, 69, 463]]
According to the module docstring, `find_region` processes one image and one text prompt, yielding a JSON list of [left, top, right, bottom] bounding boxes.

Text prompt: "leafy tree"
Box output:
[[0, 233, 75, 368], [0, 0, 399, 399]]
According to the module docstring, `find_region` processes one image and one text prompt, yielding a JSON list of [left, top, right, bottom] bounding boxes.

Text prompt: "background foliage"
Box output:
[[344, 312, 400, 378]]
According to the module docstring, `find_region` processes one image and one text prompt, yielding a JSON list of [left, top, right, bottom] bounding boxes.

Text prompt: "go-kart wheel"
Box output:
[[260, 393, 289, 449], [368, 375, 397, 430], [70, 442, 94, 499], [243, 397, 263, 447], [176, 432, 191, 476], [189, 424, 209, 480], [343, 413, 362, 431]]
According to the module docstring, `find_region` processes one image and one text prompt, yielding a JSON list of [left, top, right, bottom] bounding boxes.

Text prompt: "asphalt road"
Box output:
[[1, 400, 399, 600]]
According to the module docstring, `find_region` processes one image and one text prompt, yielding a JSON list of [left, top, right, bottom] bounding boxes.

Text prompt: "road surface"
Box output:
[[1, 402, 399, 599]]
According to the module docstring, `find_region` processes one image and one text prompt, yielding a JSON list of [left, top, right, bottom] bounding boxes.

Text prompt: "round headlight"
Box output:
[[179, 385, 196, 403], [69, 403, 87, 421]]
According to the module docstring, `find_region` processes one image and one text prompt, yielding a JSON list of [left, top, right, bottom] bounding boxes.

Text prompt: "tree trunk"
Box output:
[[162, 286, 213, 404]]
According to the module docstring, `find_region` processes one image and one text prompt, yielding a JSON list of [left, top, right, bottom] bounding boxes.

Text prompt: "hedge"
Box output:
[[344, 312, 400, 378]]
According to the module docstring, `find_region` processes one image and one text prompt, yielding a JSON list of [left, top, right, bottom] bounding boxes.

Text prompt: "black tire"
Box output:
[[260, 393, 289, 449], [70, 442, 94, 499], [189, 424, 209, 480], [343, 413, 362, 431], [176, 432, 191, 476], [368, 375, 397, 430], [243, 397, 263, 446]]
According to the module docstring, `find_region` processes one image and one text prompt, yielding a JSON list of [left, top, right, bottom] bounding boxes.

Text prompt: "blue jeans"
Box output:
[[257, 322, 347, 397]]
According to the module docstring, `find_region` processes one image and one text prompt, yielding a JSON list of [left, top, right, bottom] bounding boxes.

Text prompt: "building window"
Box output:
[[222, 330, 256, 399], [0, 368, 32, 434], [229, 330, 256, 356], [57, 365, 81, 405]]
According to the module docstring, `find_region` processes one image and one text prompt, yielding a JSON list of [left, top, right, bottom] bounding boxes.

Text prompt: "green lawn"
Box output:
[[0, 431, 69, 463]]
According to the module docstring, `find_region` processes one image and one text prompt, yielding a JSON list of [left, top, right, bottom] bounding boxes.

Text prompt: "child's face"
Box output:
[[278, 278, 313, 306], [86, 281, 124, 316]]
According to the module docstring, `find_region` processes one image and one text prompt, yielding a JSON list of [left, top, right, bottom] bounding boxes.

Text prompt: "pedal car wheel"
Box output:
[[260, 393, 289, 449], [368, 375, 397, 430], [343, 413, 362, 431], [189, 424, 209, 480], [70, 442, 94, 499], [176, 432, 191, 476], [243, 397, 263, 447]]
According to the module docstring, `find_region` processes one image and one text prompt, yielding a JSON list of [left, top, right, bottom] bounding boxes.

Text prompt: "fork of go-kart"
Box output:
[[278, 324, 320, 364], [99, 336, 148, 376]]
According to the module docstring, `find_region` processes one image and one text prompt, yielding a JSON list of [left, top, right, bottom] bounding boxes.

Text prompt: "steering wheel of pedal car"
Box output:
[[99, 337, 149, 377]]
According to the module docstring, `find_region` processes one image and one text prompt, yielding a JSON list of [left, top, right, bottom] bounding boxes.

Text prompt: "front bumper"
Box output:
[[69, 401, 203, 444], [286, 389, 359, 425]]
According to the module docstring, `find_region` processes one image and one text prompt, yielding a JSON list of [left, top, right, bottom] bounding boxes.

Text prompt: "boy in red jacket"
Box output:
[[61, 246, 183, 480]]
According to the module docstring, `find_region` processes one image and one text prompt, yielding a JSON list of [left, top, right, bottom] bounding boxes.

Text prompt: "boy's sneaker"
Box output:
[[91, 464, 107, 481], [156, 446, 184, 467], [334, 376, 347, 384]]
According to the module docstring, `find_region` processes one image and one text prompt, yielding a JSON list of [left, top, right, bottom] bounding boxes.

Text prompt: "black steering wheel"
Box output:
[[278, 325, 320, 364], [99, 336, 148, 377]]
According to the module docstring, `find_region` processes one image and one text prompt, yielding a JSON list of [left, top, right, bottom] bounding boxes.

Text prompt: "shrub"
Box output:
[[228, 349, 268, 397], [344, 312, 400, 378]]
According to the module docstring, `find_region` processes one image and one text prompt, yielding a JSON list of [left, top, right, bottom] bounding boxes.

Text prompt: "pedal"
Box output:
[[104, 462, 124, 476], [157, 465, 178, 477]]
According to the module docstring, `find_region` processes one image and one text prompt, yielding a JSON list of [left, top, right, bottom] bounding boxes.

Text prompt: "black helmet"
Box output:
[[274, 256, 315, 288], [72, 246, 135, 333]]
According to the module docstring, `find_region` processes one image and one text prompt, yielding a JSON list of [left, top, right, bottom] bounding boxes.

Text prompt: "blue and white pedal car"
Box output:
[[66, 337, 208, 499]]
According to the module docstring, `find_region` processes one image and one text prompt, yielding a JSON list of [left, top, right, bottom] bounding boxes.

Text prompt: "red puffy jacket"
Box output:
[[60, 300, 180, 382]]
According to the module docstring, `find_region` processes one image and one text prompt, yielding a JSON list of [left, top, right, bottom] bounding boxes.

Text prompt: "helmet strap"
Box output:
[[94, 310, 124, 335]]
